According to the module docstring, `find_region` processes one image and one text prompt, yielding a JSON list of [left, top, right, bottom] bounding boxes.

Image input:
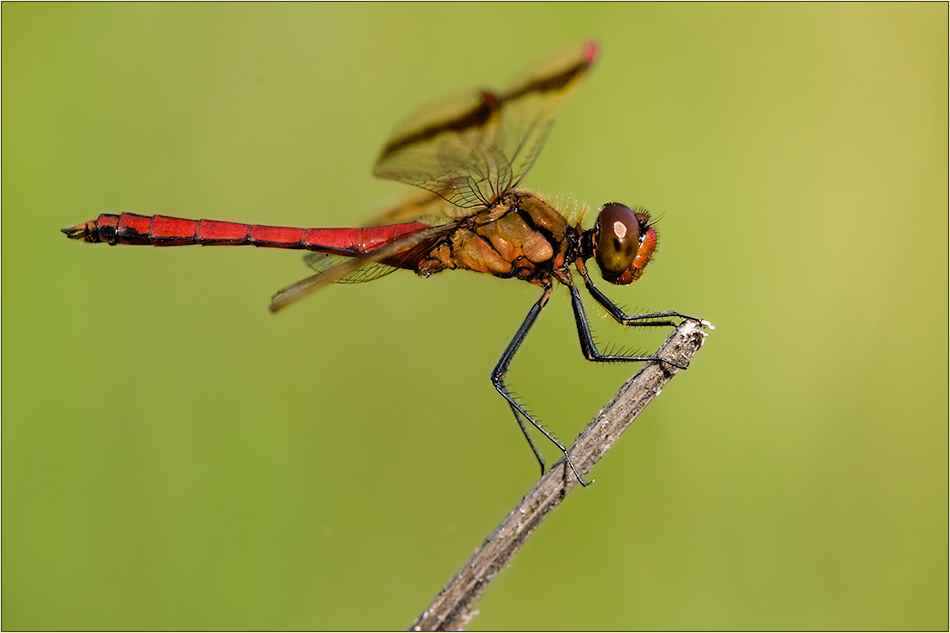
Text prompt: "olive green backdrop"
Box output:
[[3, 4, 947, 630]]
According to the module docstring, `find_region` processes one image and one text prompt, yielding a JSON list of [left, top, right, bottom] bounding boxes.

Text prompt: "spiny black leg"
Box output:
[[568, 281, 689, 371], [508, 402, 546, 476], [491, 286, 550, 474], [491, 284, 590, 487], [577, 265, 701, 326]]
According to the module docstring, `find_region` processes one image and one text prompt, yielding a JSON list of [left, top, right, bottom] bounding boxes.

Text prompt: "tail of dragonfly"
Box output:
[[62, 212, 430, 255]]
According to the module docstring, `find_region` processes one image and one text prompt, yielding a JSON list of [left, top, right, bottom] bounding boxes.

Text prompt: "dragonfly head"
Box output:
[[589, 203, 658, 285]]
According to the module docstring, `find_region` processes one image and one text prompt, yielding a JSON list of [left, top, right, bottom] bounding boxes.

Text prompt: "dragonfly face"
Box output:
[[63, 41, 700, 486], [589, 203, 659, 285]]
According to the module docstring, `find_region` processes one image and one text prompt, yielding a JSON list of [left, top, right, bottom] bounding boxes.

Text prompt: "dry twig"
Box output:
[[410, 318, 712, 631]]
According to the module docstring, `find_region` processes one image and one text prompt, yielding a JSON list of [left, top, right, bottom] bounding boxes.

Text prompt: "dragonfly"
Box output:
[[63, 41, 699, 485]]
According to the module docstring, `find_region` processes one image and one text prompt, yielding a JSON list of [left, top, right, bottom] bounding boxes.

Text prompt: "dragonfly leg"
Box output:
[[568, 281, 689, 371], [577, 264, 702, 327], [491, 284, 591, 487], [506, 402, 547, 475]]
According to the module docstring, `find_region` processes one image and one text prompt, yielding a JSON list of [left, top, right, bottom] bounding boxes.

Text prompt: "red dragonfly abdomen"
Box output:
[[62, 213, 432, 257]]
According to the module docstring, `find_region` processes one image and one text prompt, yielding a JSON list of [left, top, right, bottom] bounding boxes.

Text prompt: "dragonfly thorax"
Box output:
[[584, 203, 658, 286], [424, 191, 573, 284]]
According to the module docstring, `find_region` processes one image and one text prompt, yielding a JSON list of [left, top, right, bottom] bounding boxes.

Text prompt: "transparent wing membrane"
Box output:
[[374, 41, 597, 209], [303, 253, 400, 284], [363, 189, 466, 227], [270, 223, 451, 312]]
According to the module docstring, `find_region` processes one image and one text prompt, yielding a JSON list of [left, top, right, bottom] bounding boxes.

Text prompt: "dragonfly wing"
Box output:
[[498, 40, 599, 189], [374, 40, 598, 207], [303, 253, 400, 284], [363, 189, 466, 227], [374, 90, 505, 208], [270, 222, 452, 312]]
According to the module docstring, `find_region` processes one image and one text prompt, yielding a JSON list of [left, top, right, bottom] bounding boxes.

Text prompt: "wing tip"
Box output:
[[584, 40, 599, 64]]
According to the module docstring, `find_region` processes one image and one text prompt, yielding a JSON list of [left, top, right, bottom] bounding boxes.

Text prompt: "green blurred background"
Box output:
[[3, 4, 947, 630]]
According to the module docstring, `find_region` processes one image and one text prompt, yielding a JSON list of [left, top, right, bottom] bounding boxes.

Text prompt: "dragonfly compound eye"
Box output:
[[594, 203, 642, 285]]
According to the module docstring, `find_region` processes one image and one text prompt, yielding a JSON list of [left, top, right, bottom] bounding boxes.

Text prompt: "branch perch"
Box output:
[[410, 318, 712, 631]]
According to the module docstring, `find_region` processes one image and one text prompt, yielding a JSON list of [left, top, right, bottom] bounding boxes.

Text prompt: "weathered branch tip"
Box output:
[[410, 319, 712, 631]]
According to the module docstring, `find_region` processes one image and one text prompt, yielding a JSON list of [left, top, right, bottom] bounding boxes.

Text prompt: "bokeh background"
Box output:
[[3, 4, 946, 630]]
